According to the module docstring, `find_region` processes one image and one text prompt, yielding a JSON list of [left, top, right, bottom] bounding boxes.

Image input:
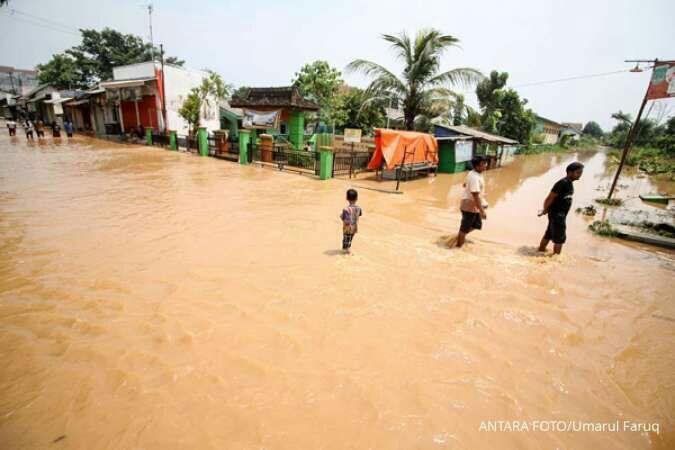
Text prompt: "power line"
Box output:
[[511, 69, 635, 88], [0, 10, 80, 36], [9, 8, 80, 32]]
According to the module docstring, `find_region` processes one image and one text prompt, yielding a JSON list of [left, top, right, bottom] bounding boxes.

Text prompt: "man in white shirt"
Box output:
[[457, 155, 488, 247]]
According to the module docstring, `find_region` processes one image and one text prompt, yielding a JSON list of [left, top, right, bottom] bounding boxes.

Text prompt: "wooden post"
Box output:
[[607, 93, 649, 199]]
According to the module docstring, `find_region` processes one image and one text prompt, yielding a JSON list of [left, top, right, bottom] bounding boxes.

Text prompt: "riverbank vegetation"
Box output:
[[604, 111, 674, 175]]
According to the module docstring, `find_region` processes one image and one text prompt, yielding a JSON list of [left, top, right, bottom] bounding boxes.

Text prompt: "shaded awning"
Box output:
[[65, 99, 90, 106], [100, 77, 155, 89], [44, 97, 73, 104]]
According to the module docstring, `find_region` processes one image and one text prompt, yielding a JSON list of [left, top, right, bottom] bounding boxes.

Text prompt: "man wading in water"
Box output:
[[538, 161, 584, 255], [456, 156, 488, 248]]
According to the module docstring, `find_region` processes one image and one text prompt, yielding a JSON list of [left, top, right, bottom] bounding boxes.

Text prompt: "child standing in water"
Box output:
[[340, 189, 362, 254]]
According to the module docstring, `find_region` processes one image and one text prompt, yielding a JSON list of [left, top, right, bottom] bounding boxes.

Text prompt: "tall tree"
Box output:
[[347, 29, 482, 130], [476, 70, 535, 143], [292, 60, 343, 125], [337, 87, 385, 135], [37, 28, 184, 87], [37, 54, 87, 89], [582, 121, 603, 138]]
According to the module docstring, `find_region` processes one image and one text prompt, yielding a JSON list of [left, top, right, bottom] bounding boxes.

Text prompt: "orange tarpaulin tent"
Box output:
[[367, 129, 439, 170]]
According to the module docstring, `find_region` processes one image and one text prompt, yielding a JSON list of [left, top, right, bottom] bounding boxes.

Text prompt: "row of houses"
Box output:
[[2, 61, 222, 136]]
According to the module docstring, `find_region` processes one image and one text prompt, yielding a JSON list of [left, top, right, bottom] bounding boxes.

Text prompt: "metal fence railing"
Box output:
[[332, 151, 373, 178], [151, 133, 170, 148], [252, 146, 319, 175]]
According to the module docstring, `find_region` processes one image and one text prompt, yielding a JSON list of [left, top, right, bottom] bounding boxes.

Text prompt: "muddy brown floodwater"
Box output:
[[0, 133, 673, 449]]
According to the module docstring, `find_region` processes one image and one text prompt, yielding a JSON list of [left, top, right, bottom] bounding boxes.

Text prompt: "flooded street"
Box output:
[[1, 134, 673, 449]]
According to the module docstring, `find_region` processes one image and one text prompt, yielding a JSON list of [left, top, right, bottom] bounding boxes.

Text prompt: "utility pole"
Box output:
[[607, 59, 657, 200], [160, 44, 168, 132], [147, 4, 155, 61]]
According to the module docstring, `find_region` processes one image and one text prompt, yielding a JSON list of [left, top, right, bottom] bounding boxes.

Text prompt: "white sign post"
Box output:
[[344, 128, 362, 144]]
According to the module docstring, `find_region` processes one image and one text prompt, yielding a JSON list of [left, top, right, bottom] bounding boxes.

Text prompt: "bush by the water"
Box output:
[[595, 197, 623, 206], [589, 220, 618, 237]]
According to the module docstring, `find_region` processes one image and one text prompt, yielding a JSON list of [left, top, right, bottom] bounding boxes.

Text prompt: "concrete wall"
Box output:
[[112, 62, 156, 80], [163, 65, 220, 134]]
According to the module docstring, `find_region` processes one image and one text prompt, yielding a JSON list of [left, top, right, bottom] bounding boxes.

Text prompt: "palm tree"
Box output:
[[346, 29, 483, 130]]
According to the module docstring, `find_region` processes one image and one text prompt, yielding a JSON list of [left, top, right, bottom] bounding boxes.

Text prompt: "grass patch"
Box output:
[[595, 197, 623, 206], [589, 220, 618, 237], [516, 136, 600, 155], [516, 144, 569, 155]]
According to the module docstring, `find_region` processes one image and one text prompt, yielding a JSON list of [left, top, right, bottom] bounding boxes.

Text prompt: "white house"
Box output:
[[99, 61, 220, 135]]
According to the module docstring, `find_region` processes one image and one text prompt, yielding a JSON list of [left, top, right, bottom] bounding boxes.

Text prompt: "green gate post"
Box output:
[[169, 130, 177, 150], [319, 150, 333, 180], [198, 127, 208, 156], [145, 127, 153, 146], [288, 110, 305, 150], [238, 129, 250, 165]]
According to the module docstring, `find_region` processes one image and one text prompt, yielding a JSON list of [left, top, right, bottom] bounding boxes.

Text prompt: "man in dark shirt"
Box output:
[[537, 162, 584, 254]]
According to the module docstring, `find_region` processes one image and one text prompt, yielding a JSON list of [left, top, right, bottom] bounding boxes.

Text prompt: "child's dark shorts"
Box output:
[[460, 210, 482, 233], [342, 233, 354, 249]]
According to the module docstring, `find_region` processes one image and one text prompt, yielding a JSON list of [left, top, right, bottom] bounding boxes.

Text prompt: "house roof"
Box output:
[[435, 124, 519, 145], [220, 102, 243, 120], [536, 115, 562, 126], [100, 77, 156, 89], [21, 84, 53, 100], [0, 66, 38, 76], [229, 86, 320, 111], [561, 122, 583, 132]]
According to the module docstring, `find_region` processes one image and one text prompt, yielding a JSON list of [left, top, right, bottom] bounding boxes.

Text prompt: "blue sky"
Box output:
[[1, 0, 673, 129]]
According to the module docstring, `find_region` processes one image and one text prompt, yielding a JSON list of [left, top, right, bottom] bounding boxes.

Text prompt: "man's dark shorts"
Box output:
[[460, 210, 482, 233], [544, 213, 567, 244]]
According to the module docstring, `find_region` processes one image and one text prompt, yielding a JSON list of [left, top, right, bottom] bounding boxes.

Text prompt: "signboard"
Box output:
[[53, 102, 63, 115], [455, 140, 473, 162], [344, 128, 362, 143], [646, 60, 675, 100]]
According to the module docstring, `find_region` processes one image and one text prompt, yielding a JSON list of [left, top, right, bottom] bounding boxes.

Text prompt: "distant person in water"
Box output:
[[7, 119, 17, 136], [456, 156, 488, 248], [51, 121, 61, 138], [24, 120, 34, 141], [64, 120, 74, 138], [538, 161, 584, 255], [340, 188, 363, 254], [35, 120, 45, 139]]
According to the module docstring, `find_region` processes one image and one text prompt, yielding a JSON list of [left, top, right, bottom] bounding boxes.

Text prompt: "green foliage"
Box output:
[[606, 111, 674, 173], [595, 197, 623, 206], [37, 54, 87, 89], [347, 29, 482, 130], [178, 91, 201, 133], [292, 60, 343, 124], [515, 143, 569, 155], [589, 220, 618, 237], [165, 56, 185, 66], [475, 71, 535, 143], [178, 72, 230, 133], [336, 87, 385, 135], [231, 86, 250, 101], [582, 121, 603, 138], [607, 146, 675, 174], [531, 133, 545, 144], [37, 28, 183, 87]]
